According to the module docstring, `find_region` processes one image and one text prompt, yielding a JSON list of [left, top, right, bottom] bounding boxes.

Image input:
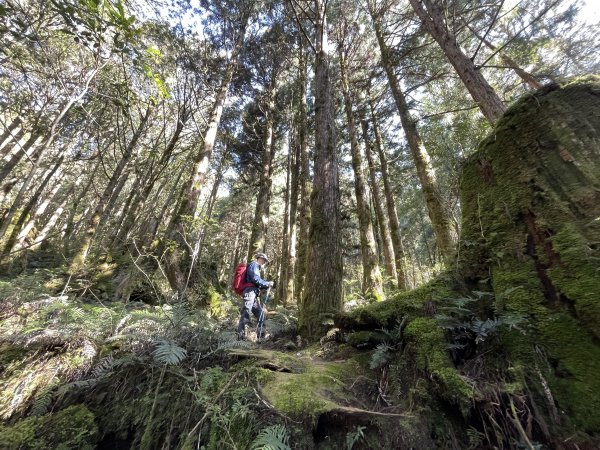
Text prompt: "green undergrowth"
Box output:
[[0, 404, 98, 450], [0, 266, 303, 449]]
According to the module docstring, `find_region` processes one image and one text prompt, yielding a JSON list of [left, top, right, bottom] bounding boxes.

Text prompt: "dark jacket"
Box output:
[[245, 261, 270, 290]]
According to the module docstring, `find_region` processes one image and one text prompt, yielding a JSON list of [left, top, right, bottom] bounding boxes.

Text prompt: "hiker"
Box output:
[[236, 252, 274, 340]]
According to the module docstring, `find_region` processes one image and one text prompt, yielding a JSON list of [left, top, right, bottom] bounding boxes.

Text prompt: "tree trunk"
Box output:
[[0, 118, 24, 159], [457, 80, 600, 436], [63, 160, 101, 255], [196, 154, 226, 263], [24, 180, 78, 252], [369, 101, 408, 289], [1, 158, 63, 258], [276, 135, 292, 305], [371, 17, 456, 264], [143, 164, 186, 249], [360, 118, 397, 286], [0, 131, 43, 187], [294, 37, 311, 305], [339, 50, 384, 301], [247, 84, 277, 261], [407, 0, 507, 124], [70, 105, 151, 269], [285, 130, 301, 306], [299, 1, 343, 338], [163, 17, 248, 294]]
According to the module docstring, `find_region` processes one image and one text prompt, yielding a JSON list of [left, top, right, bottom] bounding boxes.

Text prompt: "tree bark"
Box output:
[[457, 81, 600, 434], [407, 0, 507, 124], [360, 118, 397, 286], [339, 49, 384, 301], [294, 37, 311, 305], [285, 128, 301, 306], [371, 16, 456, 264], [247, 83, 277, 261], [276, 135, 293, 306], [369, 101, 408, 289], [299, 0, 343, 338]]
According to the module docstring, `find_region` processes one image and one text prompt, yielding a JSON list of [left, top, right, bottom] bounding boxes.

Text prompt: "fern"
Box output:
[[370, 343, 393, 369], [30, 386, 56, 416], [251, 424, 291, 450], [152, 340, 187, 365], [346, 425, 366, 450]]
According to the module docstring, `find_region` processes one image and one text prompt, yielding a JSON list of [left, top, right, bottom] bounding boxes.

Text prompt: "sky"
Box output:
[[580, 0, 600, 24]]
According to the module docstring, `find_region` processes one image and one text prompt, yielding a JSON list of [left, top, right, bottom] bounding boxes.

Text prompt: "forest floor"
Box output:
[[0, 263, 409, 449]]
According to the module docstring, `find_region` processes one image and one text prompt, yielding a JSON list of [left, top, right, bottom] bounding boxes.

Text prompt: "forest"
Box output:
[[0, 0, 599, 448]]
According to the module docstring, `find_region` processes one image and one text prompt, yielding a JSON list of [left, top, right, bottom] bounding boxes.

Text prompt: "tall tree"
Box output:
[[337, 33, 384, 300], [407, 0, 507, 123], [368, 4, 456, 264], [162, 3, 253, 294], [360, 118, 398, 286], [291, 0, 343, 338]]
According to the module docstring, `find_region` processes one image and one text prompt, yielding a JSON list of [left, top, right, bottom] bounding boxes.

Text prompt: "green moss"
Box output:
[[343, 277, 454, 329], [261, 360, 356, 421], [459, 79, 600, 433], [346, 330, 388, 348], [403, 318, 472, 415], [0, 404, 98, 450]]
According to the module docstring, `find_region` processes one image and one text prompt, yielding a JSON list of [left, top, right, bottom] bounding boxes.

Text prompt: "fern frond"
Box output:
[[370, 343, 393, 369], [30, 386, 56, 416], [251, 424, 291, 450], [152, 340, 187, 365]]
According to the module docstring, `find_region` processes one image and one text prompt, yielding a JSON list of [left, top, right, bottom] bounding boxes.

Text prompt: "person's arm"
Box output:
[[247, 262, 271, 289]]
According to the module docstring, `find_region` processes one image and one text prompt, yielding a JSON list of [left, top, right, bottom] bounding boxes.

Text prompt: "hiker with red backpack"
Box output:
[[234, 252, 274, 341]]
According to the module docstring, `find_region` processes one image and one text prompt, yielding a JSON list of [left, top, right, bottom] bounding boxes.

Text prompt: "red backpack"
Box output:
[[232, 263, 254, 295]]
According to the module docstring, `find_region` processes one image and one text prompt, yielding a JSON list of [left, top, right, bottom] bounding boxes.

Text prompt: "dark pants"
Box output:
[[237, 289, 265, 338]]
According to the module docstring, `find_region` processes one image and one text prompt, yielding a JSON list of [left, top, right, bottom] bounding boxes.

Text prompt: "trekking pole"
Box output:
[[256, 285, 271, 340]]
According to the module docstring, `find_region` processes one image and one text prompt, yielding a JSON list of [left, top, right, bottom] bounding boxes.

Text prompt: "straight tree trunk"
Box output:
[[371, 16, 456, 264], [111, 175, 142, 246], [407, 0, 507, 123], [63, 160, 101, 255], [285, 127, 301, 306], [369, 101, 408, 289], [143, 164, 186, 249], [163, 16, 249, 294], [294, 38, 311, 304], [339, 49, 384, 300], [247, 83, 277, 261], [277, 136, 292, 305], [299, 0, 343, 338], [196, 154, 226, 263], [360, 118, 397, 286]]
